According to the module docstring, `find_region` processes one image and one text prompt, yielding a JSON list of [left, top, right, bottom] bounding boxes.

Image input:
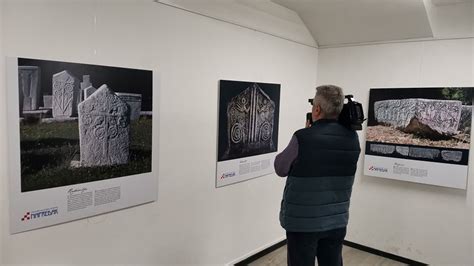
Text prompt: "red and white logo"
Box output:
[[20, 207, 59, 222], [21, 212, 31, 221]]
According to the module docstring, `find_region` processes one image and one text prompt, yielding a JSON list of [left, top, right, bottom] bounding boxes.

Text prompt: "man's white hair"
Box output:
[[314, 85, 344, 118]]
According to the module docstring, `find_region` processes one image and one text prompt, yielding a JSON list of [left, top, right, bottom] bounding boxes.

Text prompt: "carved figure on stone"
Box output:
[[370, 144, 395, 155], [223, 83, 275, 159], [441, 150, 463, 162], [374, 99, 462, 138], [52, 70, 80, 118], [395, 146, 409, 156], [409, 147, 440, 159], [78, 84, 130, 167], [18, 66, 41, 112]]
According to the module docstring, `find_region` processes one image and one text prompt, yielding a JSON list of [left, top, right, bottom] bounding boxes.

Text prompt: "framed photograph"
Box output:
[[216, 80, 280, 187], [364, 87, 473, 189], [8, 57, 156, 233]]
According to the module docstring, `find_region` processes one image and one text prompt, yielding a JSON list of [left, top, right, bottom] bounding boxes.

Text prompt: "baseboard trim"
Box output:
[[233, 239, 428, 265], [234, 239, 287, 266], [343, 240, 428, 266]]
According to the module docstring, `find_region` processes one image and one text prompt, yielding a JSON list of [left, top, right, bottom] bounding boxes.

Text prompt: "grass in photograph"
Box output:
[[366, 125, 470, 149], [20, 118, 152, 192]]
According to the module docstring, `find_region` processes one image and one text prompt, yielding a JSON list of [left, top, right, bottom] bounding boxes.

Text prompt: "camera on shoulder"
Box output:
[[307, 95, 365, 131]]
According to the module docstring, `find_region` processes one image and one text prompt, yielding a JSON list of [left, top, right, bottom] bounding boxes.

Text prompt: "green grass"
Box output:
[[20, 118, 152, 192]]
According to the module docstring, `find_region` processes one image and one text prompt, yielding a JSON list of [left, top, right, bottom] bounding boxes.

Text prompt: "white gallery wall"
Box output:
[[0, 0, 5, 263], [318, 38, 474, 265], [3, 0, 473, 265], [0, 0, 317, 264]]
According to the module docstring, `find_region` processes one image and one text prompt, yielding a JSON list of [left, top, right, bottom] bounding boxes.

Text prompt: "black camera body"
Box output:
[[307, 95, 365, 130]]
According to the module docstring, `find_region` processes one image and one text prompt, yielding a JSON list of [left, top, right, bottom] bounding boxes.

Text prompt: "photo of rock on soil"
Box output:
[[18, 58, 153, 192], [366, 88, 473, 149]]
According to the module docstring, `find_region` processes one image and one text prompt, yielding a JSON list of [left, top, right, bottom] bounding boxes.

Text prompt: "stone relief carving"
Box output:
[[370, 144, 395, 155], [374, 99, 462, 137], [223, 83, 276, 159], [441, 150, 463, 162], [18, 66, 41, 112], [78, 84, 130, 167], [52, 70, 80, 118]]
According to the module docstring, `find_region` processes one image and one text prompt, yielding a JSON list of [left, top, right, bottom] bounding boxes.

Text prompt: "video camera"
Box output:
[[307, 95, 365, 130]]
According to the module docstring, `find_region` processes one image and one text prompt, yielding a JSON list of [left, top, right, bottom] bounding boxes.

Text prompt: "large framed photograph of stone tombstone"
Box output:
[[364, 87, 473, 189], [216, 80, 280, 187], [7, 57, 156, 233]]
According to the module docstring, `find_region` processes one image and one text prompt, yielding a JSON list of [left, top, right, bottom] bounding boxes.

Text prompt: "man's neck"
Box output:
[[313, 116, 338, 122]]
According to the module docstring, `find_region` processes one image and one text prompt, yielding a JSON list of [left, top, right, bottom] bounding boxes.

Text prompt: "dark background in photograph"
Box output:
[[368, 87, 474, 126], [19, 58, 153, 111], [18, 58, 153, 192], [218, 80, 280, 162]]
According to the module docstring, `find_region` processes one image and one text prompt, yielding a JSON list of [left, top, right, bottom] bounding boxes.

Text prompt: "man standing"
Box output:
[[275, 85, 361, 266]]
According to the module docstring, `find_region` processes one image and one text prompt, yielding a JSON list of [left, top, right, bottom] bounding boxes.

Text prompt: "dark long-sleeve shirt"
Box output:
[[274, 135, 299, 177]]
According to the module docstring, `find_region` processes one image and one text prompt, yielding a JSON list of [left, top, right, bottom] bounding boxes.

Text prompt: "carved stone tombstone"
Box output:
[[78, 85, 130, 167], [370, 144, 395, 155], [80, 75, 92, 90], [224, 83, 275, 159], [84, 85, 97, 99], [441, 150, 463, 162], [18, 66, 41, 111], [80, 75, 92, 102], [52, 70, 80, 118], [116, 93, 142, 120], [374, 99, 462, 137]]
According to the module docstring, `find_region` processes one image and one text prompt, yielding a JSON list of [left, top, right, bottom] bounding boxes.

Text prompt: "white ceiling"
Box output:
[[431, 0, 472, 6], [155, 0, 473, 48], [424, 0, 473, 38], [273, 0, 434, 47], [156, 0, 317, 47]]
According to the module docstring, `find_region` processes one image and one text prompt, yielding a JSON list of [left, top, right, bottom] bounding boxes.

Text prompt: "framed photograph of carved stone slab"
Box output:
[[216, 80, 280, 187], [364, 87, 473, 189], [7, 57, 156, 233]]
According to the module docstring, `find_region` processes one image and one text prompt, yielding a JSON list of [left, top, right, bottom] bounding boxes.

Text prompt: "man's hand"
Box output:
[[306, 112, 313, 128]]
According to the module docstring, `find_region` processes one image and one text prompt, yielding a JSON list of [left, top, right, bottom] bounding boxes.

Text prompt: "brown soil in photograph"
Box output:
[[366, 125, 470, 149]]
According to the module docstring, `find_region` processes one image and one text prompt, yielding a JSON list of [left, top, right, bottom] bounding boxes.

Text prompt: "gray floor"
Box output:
[[248, 245, 407, 266]]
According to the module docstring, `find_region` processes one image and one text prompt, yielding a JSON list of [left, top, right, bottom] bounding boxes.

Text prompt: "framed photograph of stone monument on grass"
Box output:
[[364, 87, 473, 189], [7, 57, 156, 233], [216, 80, 280, 187]]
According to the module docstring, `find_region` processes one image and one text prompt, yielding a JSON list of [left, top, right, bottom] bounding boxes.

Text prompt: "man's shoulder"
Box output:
[[293, 127, 311, 139], [327, 123, 359, 137], [295, 123, 359, 141], [294, 128, 307, 135]]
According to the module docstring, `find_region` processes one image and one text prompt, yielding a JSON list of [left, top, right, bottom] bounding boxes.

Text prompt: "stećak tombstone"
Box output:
[[52, 70, 80, 118], [116, 92, 142, 120], [80, 75, 93, 102], [224, 83, 276, 159], [78, 84, 130, 167], [18, 66, 41, 112], [84, 85, 97, 99]]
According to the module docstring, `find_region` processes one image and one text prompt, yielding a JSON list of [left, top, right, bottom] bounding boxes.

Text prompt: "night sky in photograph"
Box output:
[[18, 58, 153, 111]]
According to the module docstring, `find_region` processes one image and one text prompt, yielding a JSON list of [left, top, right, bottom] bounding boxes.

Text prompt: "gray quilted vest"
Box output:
[[280, 119, 360, 232]]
